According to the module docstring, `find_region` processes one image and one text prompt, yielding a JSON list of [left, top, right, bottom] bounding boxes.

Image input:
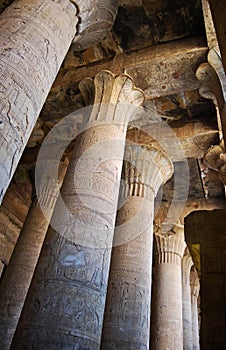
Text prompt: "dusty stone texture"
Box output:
[[73, 1, 118, 50], [182, 247, 194, 350], [151, 224, 186, 350], [0, 0, 79, 203], [11, 71, 144, 350], [196, 59, 226, 144], [190, 268, 200, 350], [0, 165, 32, 270], [52, 37, 207, 100], [101, 143, 173, 350], [0, 160, 67, 350], [209, 0, 226, 74], [201, 0, 218, 49], [0, 260, 5, 279], [185, 209, 226, 349]]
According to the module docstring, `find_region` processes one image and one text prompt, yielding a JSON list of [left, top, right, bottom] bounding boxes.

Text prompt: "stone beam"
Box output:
[[22, 111, 219, 165], [51, 37, 208, 98], [127, 111, 219, 161]]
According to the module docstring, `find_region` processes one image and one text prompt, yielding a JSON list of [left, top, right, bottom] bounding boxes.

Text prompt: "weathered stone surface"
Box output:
[[185, 209, 226, 349], [50, 37, 207, 99], [127, 110, 219, 162], [151, 224, 186, 350], [182, 248, 194, 350], [0, 0, 78, 203], [12, 71, 144, 350], [190, 267, 200, 350], [0, 160, 67, 350], [209, 0, 226, 74], [101, 143, 173, 349], [73, 1, 118, 51]]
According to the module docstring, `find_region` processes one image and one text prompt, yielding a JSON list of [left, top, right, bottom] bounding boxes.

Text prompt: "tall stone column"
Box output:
[[208, 1, 226, 74], [182, 247, 194, 350], [0, 0, 118, 203], [11, 71, 145, 350], [185, 210, 226, 349], [151, 224, 186, 350], [190, 268, 200, 350], [0, 160, 68, 350], [101, 143, 173, 350]]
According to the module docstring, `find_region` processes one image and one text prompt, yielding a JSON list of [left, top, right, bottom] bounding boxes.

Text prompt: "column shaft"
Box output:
[[11, 71, 145, 349], [0, 0, 78, 202], [182, 248, 193, 350], [151, 225, 186, 350], [101, 144, 173, 349], [0, 160, 67, 350], [190, 268, 200, 350], [102, 197, 154, 350], [209, 0, 226, 74]]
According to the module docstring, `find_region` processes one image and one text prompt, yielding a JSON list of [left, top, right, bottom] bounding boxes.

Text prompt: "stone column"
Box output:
[[182, 247, 194, 350], [151, 224, 186, 350], [190, 268, 200, 350], [11, 71, 144, 350], [185, 209, 226, 349], [196, 61, 226, 144], [208, 1, 226, 74], [0, 0, 118, 203], [0, 261, 4, 279], [101, 143, 173, 350], [0, 160, 68, 350]]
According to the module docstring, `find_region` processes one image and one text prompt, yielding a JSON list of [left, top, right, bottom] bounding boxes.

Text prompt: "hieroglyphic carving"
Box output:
[[0, 0, 78, 203], [12, 71, 145, 349], [0, 159, 68, 350], [101, 143, 173, 349]]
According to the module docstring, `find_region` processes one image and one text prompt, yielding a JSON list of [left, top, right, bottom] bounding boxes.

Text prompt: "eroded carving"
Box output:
[[12, 71, 145, 350], [0, 0, 78, 203], [73, 1, 118, 51], [204, 144, 226, 184], [101, 142, 173, 349]]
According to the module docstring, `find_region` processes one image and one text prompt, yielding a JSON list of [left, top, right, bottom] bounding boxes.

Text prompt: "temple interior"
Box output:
[[0, 0, 226, 349]]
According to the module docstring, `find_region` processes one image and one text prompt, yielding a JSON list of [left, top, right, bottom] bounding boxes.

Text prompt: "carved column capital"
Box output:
[[154, 223, 186, 265], [73, 1, 118, 51], [75, 70, 146, 141], [196, 62, 225, 110], [79, 71, 145, 129], [121, 143, 173, 200], [182, 247, 194, 285], [203, 144, 226, 184]]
